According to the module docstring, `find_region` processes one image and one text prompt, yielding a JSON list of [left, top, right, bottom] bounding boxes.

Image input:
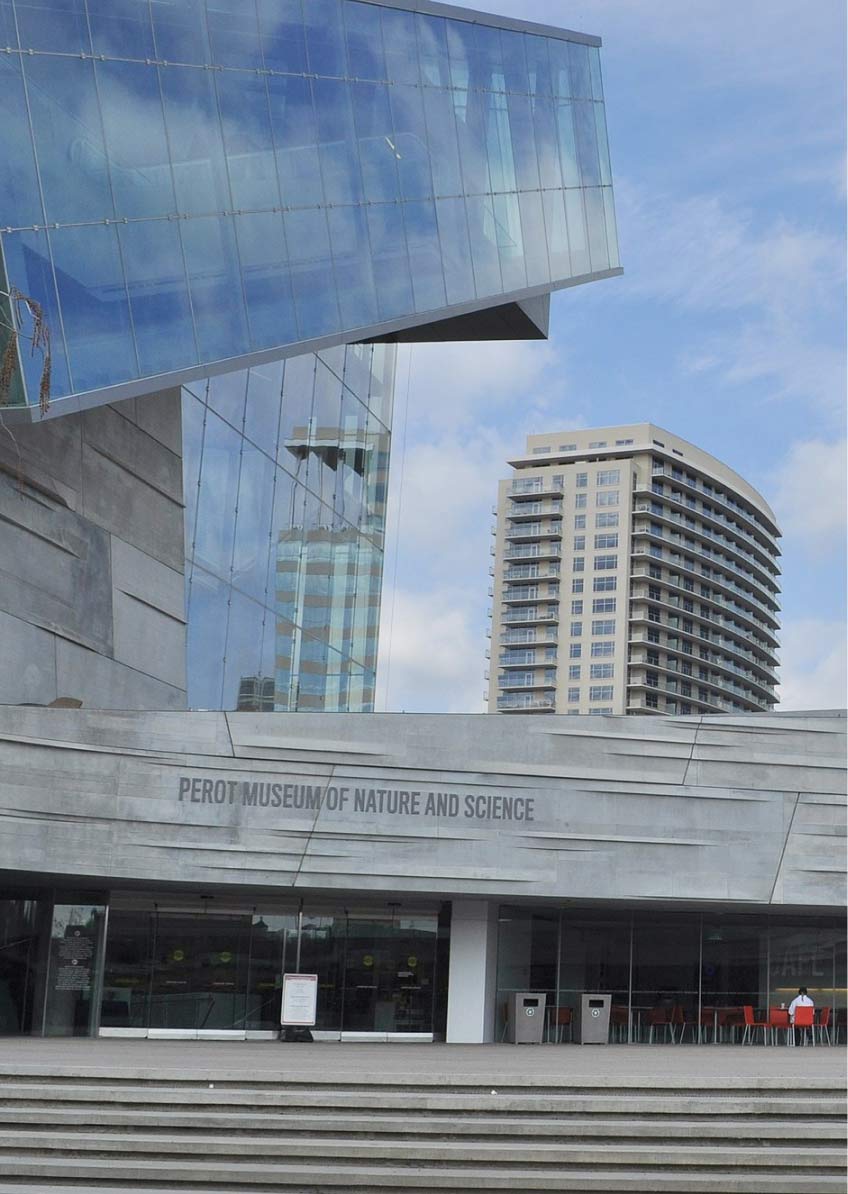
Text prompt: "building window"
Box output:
[[576, 472, 588, 487], [594, 533, 619, 549], [570, 622, 583, 636], [575, 493, 587, 508], [596, 491, 619, 507], [589, 707, 613, 715], [647, 606, 661, 623], [646, 649, 660, 665], [593, 576, 616, 592], [589, 685, 614, 701], [590, 663, 614, 679], [574, 514, 586, 529], [588, 441, 608, 449], [597, 469, 620, 486], [574, 535, 586, 550], [569, 643, 582, 659], [595, 555, 617, 570], [571, 578, 584, 593], [648, 585, 662, 601], [573, 557, 585, 571], [532, 446, 551, 454], [595, 512, 619, 528], [567, 687, 580, 702], [592, 619, 616, 635], [647, 627, 660, 643], [615, 438, 634, 445], [590, 641, 615, 657], [571, 600, 583, 615], [644, 691, 658, 708], [559, 443, 577, 451], [592, 598, 616, 613], [568, 664, 581, 680]]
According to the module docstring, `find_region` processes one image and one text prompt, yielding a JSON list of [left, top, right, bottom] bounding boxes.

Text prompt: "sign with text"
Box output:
[[281, 973, 318, 1026]]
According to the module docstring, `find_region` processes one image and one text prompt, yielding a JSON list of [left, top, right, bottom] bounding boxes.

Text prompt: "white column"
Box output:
[[446, 899, 499, 1043]]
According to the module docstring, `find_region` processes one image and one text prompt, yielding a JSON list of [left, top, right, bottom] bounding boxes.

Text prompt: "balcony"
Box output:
[[503, 544, 562, 562], [504, 523, 562, 543], [503, 586, 559, 605], [507, 501, 564, 522], [503, 564, 560, 582], [643, 470, 779, 549], [496, 694, 556, 712], [502, 608, 559, 625], [510, 477, 565, 499], [497, 673, 556, 690]]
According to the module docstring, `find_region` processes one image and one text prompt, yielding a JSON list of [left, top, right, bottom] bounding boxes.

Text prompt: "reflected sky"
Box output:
[[0, 1, 618, 407]]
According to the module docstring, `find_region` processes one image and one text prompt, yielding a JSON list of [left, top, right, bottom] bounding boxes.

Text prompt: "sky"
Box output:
[[375, 0, 847, 715]]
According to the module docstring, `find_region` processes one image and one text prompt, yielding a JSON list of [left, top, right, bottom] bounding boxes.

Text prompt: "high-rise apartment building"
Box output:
[[488, 424, 781, 716], [0, 0, 620, 713]]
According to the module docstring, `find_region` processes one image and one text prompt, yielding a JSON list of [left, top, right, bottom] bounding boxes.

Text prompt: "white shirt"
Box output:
[[788, 994, 814, 1022]]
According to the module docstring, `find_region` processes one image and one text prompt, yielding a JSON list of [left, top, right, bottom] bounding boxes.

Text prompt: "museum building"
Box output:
[[1, 706, 844, 1042]]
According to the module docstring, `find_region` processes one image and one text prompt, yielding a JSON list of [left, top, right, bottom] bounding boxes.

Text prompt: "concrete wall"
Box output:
[[0, 394, 186, 709], [0, 707, 843, 909]]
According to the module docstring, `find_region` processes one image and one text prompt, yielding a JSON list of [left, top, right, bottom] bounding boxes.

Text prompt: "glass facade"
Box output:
[[183, 342, 393, 711], [496, 906, 847, 1043], [0, 0, 618, 412]]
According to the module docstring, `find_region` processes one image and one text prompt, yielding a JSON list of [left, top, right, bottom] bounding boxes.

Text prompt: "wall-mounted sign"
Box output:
[[281, 973, 318, 1026]]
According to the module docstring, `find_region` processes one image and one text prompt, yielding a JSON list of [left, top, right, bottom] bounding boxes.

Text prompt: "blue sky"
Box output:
[[376, 0, 846, 713]]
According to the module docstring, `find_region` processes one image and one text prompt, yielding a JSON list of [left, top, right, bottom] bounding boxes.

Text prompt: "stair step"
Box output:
[[1, 1131, 844, 1168], [0, 1158, 844, 1192], [1, 1107, 842, 1138]]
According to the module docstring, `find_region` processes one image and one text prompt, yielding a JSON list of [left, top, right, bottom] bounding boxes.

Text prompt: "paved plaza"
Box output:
[[1, 1038, 843, 1084]]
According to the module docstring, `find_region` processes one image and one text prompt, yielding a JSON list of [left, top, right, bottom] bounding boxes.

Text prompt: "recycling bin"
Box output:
[[574, 993, 611, 1044], [507, 992, 547, 1043]]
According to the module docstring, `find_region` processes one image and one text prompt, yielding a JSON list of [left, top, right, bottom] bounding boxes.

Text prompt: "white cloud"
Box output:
[[375, 589, 486, 713], [771, 439, 848, 552], [778, 618, 847, 711]]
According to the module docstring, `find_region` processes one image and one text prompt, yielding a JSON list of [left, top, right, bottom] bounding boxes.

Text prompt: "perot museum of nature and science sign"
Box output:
[[179, 774, 537, 824], [0, 707, 844, 1041]]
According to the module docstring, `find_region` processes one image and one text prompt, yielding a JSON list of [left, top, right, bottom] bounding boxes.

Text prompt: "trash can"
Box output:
[[507, 992, 547, 1043], [574, 993, 611, 1044]]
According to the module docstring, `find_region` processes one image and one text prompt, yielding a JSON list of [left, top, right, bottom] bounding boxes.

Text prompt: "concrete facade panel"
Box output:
[[54, 641, 186, 713], [0, 708, 842, 911]]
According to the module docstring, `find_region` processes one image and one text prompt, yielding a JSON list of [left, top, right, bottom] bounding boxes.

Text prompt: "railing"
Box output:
[[497, 694, 556, 711]]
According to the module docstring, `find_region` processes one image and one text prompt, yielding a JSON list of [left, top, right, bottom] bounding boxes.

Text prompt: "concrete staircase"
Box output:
[[0, 1069, 844, 1192]]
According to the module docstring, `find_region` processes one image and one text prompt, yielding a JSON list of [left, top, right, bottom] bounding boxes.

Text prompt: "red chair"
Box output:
[[719, 1006, 745, 1043], [646, 1007, 675, 1043], [741, 1005, 769, 1045], [816, 1007, 832, 1046], [768, 1007, 790, 1046], [698, 1006, 716, 1044], [550, 1006, 573, 1044], [610, 1004, 629, 1043], [793, 1004, 815, 1046], [670, 1004, 691, 1044]]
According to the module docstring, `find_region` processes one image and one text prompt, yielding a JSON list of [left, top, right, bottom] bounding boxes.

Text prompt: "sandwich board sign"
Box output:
[[281, 973, 318, 1026]]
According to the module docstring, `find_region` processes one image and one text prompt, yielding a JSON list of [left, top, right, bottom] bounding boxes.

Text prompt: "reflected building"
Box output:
[[0, 0, 621, 711]]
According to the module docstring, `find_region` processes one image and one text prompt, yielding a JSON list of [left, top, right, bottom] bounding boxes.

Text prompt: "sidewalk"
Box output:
[[1, 1038, 843, 1085]]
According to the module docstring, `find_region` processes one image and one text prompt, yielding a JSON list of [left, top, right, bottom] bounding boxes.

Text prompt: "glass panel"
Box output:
[[87, 0, 155, 59], [185, 566, 228, 708], [493, 193, 526, 293], [235, 211, 297, 350], [342, 911, 437, 1032], [149, 913, 250, 1029], [313, 78, 362, 205], [565, 189, 590, 275], [303, 0, 345, 76], [631, 914, 700, 1042], [244, 360, 284, 454], [466, 195, 502, 298], [231, 442, 275, 604], [352, 82, 399, 203], [49, 224, 137, 394], [246, 913, 296, 1029], [568, 41, 593, 98], [119, 220, 197, 376], [389, 84, 431, 201], [768, 919, 844, 1016], [0, 55, 44, 230], [423, 87, 462, 198], [299, 913, 345, 1031], [15, 0, 89, 52], [507, 93, 540, 191], [267, 75, 324, 209], [367, 203, 413, 321], [96, 60, 176, 220], [0, 898, 44, 1034], [496, 906, 558, 1038], [258, 0, 307, 73], [0, 230, 72, 401], [151, 0, 211, 66], [181, 216, 249, 363], [100, 909, 154, 1029], [555, 101, 581, 188], [344, 1, 385, 81], [381, 7, 420, 85], [585, 186, 610, 273], [216, 73, 278, 210], [192, 409, 241, 577], [519, 190, 550, 287], [543, 190, 571, 279], [416, 13, 450, 89], [159, 67, 231, 215], [403, 200, 446, 313], [222, 589, 265, 709], [328, 206, 379, 331], [181, 388, 205, 559], [24, 56, 113, 224], [435, 197, 475, 306], [284, 208, 340, 339], [557, 912, 631, 1040], [42, 902, 106, 1037], [206, 0, 261, 69], [206, 370, 246, 429], [573, 99, 601, 186]]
